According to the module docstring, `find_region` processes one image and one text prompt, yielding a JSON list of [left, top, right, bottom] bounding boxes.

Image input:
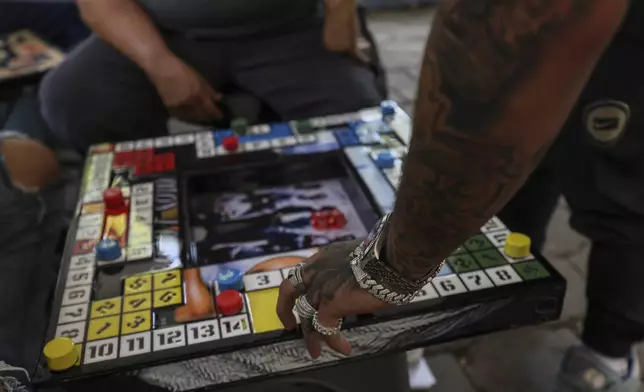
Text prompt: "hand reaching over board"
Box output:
[[276, 240, 392, 359]]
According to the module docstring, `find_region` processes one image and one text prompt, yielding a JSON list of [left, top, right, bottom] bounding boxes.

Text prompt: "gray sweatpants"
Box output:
[[39, 24, 382, 153]]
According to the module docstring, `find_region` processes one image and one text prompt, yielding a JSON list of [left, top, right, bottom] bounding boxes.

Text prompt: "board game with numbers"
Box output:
[[33, 101, 566, 390]]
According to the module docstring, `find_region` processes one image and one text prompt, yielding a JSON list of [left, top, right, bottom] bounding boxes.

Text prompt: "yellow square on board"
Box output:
[[87, 316, 120, 341], [247, 288, 284, 334], [74, 344, 82, 366], [153, 270, 181, 290], [121, 310, 151, 335], [90, 297, 122, 319], [123, 293, 152, 313], [153, 287, 183, 308], [124, 274, 152, 295]]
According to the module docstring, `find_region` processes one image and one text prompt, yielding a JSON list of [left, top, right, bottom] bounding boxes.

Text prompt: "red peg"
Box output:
[[222, 136, 239, 152]]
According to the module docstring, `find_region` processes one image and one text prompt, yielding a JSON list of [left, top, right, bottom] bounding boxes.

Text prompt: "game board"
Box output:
[[33, 101, 566, 390]]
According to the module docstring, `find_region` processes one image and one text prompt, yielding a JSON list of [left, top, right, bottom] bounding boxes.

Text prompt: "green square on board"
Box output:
[[513, 260, 551, 280], [463, 234, 494, 252], [472, 249, 507, 268], [447, 254, 480, 273]]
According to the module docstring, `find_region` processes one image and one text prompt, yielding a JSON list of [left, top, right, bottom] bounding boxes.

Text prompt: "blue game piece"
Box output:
[[217, 268, 244, 291], [380, 100, 397, 117], [95, 239, 122, 261], [375, 151, 396, 169]]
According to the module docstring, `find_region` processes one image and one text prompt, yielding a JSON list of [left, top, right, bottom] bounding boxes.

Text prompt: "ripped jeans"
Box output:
[[0, 91, 67, 376]]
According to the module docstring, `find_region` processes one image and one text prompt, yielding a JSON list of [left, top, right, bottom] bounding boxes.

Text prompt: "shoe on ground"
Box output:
[[556, 346, 641, 392]]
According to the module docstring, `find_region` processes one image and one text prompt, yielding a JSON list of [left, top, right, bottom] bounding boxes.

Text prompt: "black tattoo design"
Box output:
[[386, 0, 602, 280], [303, 240, 362, 307]]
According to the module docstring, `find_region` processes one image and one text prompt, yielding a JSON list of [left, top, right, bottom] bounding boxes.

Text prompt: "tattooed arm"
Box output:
[[277, 0, 629, 360], [386, 0, 629, 280]]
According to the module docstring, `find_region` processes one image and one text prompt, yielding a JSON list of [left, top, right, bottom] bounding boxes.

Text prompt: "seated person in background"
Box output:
[[0, 2, 89, 386], [40, 0, 382, 153]]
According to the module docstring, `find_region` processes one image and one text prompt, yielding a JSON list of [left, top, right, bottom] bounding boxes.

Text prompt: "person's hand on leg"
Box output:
[[146, 55, 223, 124]]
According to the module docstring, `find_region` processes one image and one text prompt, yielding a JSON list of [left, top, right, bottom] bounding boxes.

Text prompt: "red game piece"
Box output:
[[216, 290, 244, 316], [311, 211, 328, 230], [327, 210, 346, 229], [222, 136, 239, 152], [103, 188, 125, 209]]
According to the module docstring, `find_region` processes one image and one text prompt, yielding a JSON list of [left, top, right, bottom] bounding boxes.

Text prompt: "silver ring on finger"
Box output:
[[312, 312, 343, 336], [288, 263, 306, 292], [295, 295, 316, 319]]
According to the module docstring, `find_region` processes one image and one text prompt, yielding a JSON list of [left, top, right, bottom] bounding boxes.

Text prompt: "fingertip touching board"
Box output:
[[34, 101, 565, 389]]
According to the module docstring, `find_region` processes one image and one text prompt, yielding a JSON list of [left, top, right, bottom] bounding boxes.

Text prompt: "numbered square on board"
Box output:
[[62, 286, 92, 306], [243, 271, 283, 292], [513, 261, 551, 281], [247, 288, 284, 334], [486, 265, 522, 286], [153, 287, 183, 308], [459, 271, 495, 291], [124, 275, 152, 295], [58, 303, 89, 325], [447, 254, 480, 273], [153, 270, 182, 290], [410, 283, 439, 303], [153, 326, 186, 351], [91, 297, 122, 318], [55, 321, 86, 344], [121, 310, 152, 335], [432, 275, 467, 296], [123, 292, 152, 313], [120, 332, 152, 358], [187, 319, 220, 345], [84, 338, 119, 364], [471, 249, 508, 268], [484, 229, 511, 248], [220, 314, 251, 339], [66, 268, 95, 288], [69, 254, 95, 271], [87, 315, 120, 341]]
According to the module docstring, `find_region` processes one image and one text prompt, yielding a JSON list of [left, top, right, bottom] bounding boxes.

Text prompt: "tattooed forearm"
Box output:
[[386, 0, 628, 280]]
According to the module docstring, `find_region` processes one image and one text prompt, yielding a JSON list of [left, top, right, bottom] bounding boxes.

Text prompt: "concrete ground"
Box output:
[[366, 7, 643, 392]]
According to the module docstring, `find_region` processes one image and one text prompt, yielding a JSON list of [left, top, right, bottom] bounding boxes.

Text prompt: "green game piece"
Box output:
[[463, 234, 494, 252], [447, 254, 480, 273], [295, 120, 314, 134], [231, 118, 249, 135], [513, 261, 551, 280], [471, 249, 507, 268]]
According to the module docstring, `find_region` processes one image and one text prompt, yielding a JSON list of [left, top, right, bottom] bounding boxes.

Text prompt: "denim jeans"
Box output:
[[0, 91, 67, 388]]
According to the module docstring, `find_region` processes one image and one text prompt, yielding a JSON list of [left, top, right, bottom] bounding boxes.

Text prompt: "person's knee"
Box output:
[[0, 137, 61, 192]]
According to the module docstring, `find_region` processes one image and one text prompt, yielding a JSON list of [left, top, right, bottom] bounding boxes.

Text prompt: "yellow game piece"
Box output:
[[90, 297, 122, 318], [43, 337, 79, 371], [121, 310, 151, 335], [123, 292, 152, 313], [153, 287, 183, 308], [153, 270, 181, 290], [124, 274, 152, 295], [504, 232, 532, 258], [87, 315, 120, 341], [247, 288, 284, 334]]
